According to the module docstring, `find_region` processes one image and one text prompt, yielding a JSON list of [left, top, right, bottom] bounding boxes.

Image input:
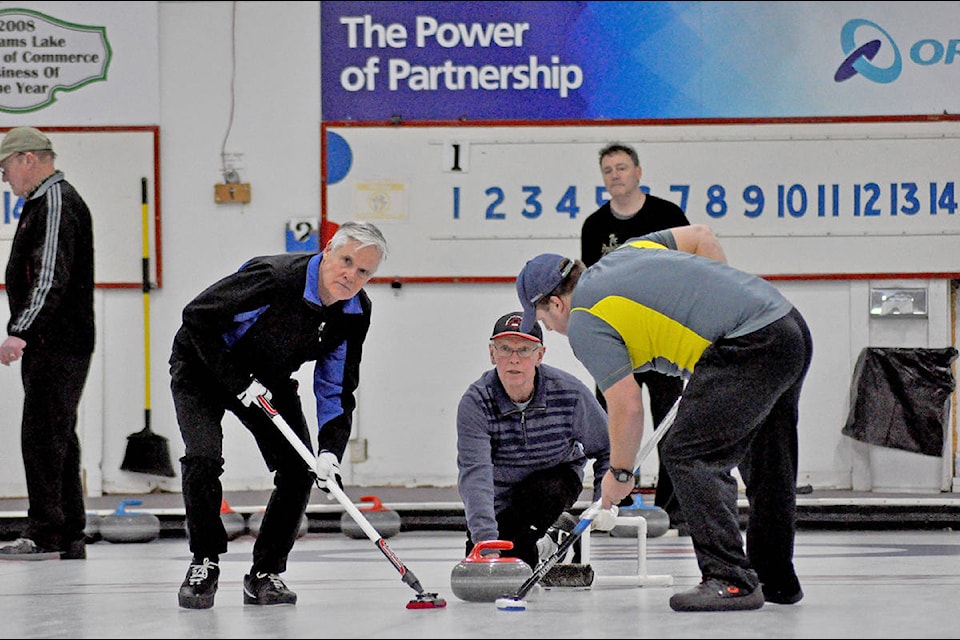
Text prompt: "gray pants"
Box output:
[[662, 307, 813, 592]]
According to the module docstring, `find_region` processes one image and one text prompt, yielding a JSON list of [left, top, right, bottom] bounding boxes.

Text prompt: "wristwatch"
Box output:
[[610, 467, 636, 483]]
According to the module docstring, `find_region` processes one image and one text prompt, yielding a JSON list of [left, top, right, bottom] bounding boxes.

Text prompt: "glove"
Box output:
[[237, 379, 271, 408], [315, 450, 343, 493], [591, 505, 619, 532]]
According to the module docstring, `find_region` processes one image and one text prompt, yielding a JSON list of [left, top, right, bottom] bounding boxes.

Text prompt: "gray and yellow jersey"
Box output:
[[568, 230, 794, 392]]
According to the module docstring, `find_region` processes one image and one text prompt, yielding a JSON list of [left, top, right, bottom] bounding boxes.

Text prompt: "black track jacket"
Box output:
[[5, 171, 94, 355]]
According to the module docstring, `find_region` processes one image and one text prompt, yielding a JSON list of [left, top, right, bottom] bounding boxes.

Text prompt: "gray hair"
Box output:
[[328, 220, 389, 261]]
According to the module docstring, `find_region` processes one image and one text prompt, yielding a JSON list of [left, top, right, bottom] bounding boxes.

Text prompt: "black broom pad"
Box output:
[[121, 426, 176, 477], [541, 563, 595, 588]]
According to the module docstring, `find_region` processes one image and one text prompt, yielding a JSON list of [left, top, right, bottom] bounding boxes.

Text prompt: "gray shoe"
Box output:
[[669, 578, 764, 612], [0, 538, 60, 561]]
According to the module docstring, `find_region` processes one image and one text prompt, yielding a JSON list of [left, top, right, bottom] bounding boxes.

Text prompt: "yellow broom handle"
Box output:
[[141, 178, 151, 425]]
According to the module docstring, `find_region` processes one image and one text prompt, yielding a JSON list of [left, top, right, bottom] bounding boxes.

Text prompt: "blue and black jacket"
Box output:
[[170, 252, 370, 459]]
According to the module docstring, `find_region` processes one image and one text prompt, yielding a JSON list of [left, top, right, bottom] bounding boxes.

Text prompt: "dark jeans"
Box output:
[[465, 464, 582, 568], [662, 308, 813, 592], [596, 371, 684, 518], [171, 358, 314, 574], [20, 348, 91, 551]]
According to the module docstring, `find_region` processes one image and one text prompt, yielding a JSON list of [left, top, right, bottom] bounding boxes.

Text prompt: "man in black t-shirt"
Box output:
[[580, 143, 689, 526]]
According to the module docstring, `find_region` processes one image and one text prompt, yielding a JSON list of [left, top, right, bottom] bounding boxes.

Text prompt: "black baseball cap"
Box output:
[[491, 311, 543, 343]]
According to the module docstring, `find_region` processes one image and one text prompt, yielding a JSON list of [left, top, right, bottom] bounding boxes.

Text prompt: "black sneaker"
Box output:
[[669, 577, 764, 612], [549, 511, 578, 538], [60, 539, 86, 560], [178, 558, 219, 609], [243, 572, 297, 605], [546, 512, 581, 563], [762, 582, 804, 605]]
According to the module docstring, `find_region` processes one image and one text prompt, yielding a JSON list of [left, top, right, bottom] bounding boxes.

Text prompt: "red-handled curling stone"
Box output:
[[248, 509, 308, 539], [185, 499, 247, 541], [219, 499, 247, 540], [450, 540, 533, 602], [340, 495, 401, 539]]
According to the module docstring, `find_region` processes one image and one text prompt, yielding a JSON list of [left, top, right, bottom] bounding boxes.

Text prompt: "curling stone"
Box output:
[[219, 499, 247, 540], [84, 512, 103, 544], [99, 499, 161, 544], [247, 510, 309, 539], [609, 495, 670, 538], [340, 495, 401, 539], [185, 499, 247, 541], [450, 540, 533, 602]]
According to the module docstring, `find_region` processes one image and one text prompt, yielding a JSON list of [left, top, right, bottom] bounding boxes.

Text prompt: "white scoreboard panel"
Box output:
[[324, 118, 960, 279]]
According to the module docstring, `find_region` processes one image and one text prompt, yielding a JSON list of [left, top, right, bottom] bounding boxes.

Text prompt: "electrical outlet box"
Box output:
[[214, 182, 251, 204], [348, 438, 368, 463]]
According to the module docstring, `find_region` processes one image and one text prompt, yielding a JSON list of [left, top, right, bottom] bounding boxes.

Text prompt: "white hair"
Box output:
[[328, 221, 388, 261]]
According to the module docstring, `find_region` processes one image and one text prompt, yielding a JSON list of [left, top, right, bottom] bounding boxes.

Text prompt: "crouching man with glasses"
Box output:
[[455, 311, 610, 569]]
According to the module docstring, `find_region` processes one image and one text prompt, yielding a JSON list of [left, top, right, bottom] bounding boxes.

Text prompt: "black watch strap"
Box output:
[[610, 467, 636, 482]]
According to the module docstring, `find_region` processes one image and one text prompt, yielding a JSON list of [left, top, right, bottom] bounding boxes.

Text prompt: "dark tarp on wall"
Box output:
[[842, 347, 958, 457]]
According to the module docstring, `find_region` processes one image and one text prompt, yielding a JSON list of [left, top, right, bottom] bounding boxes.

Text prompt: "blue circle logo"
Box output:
[[835, 19, 901, 83], [326, 131, 352, 185]]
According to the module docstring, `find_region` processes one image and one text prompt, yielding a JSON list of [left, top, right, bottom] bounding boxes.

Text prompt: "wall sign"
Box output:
[[0, 8, 110, 114]]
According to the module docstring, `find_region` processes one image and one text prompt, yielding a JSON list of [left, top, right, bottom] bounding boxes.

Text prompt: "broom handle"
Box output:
[[632, 393, 681, 473], [509, 393, 684, 601], [257, 397, 433, 596], [141, 177, 151, 430], [512, 500, 602, 600]]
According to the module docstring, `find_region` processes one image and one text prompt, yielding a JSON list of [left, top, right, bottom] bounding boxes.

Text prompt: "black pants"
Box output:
[[20, 348, 91, 551], [171, 358, 314, 574], [661, 308, 813, 592], [465, 465, 582, 568], [596, 371, 684, 518]]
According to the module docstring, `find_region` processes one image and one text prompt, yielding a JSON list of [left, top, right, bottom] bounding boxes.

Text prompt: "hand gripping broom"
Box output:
[[121, 178, 175, 477], [495, 395, 682, 611], [251, 393, 446, 609]]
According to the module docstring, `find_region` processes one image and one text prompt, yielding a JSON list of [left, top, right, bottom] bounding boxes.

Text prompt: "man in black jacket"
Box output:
[[170, 221, 387, 609], [0, 127, 94, 561]]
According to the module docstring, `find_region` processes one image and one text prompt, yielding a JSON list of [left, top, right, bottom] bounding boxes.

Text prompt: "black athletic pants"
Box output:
[[171, 358, 314, 575], [20, 347, 91, 551], [662, 307, 813, 592], [464, 464, 582, 569]]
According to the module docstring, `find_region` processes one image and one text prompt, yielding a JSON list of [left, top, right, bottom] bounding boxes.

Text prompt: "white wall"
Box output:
[[0, 2, 955, 498]]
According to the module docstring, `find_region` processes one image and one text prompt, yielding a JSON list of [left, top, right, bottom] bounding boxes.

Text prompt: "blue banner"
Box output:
[[320, 1, 960, 121]]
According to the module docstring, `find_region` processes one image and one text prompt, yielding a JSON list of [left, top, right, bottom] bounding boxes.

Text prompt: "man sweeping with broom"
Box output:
[[514, 225, 812, 611], [170, 221, 387, 609]]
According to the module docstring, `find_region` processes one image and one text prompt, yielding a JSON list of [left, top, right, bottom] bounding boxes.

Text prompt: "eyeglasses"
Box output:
[[492, 343, 542, 359], [0, 153, 23, 177]]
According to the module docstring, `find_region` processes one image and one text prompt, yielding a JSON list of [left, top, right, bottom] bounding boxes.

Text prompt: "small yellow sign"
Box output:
[[352, 180, 406, 220]]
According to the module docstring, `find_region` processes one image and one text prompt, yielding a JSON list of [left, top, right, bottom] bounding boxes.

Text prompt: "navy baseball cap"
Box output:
[[516, 253, 573, 334]]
